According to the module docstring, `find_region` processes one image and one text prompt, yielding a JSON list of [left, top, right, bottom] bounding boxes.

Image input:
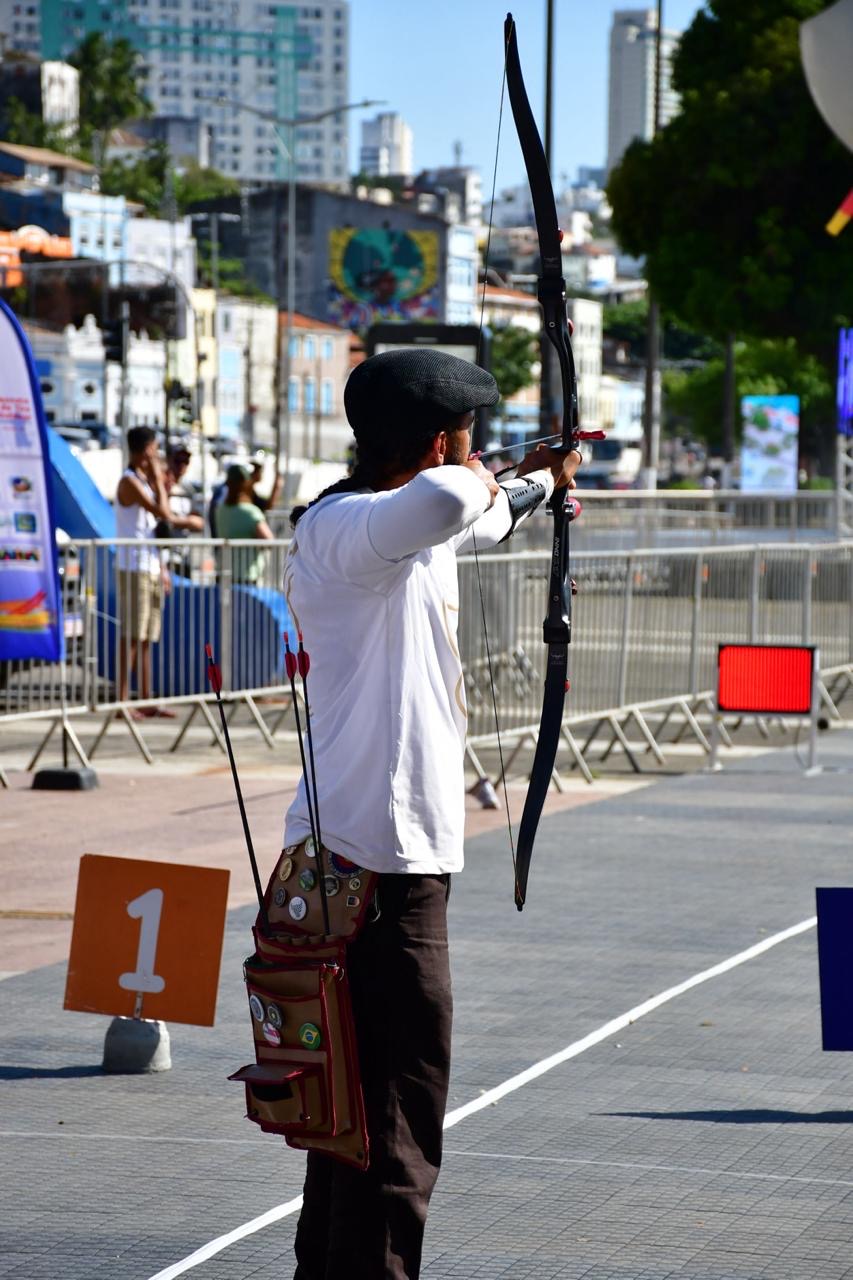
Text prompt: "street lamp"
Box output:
[[197, 93, 385, 489]]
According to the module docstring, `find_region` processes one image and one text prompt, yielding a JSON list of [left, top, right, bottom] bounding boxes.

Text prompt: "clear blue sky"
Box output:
[[350, 0, 705, 190]]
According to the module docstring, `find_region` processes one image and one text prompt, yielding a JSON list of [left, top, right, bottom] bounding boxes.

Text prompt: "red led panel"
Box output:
[[717, 644, 815, 715]]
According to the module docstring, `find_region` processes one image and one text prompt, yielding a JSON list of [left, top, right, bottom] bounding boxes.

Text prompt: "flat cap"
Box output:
[[345, 348, 499, 436]]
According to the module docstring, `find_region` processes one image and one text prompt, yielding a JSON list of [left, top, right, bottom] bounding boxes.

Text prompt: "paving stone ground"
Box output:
[[2, 730, 853, 1279]]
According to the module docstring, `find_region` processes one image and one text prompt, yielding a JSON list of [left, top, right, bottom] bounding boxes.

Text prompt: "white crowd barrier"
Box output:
[[1, 537, 851, 779]]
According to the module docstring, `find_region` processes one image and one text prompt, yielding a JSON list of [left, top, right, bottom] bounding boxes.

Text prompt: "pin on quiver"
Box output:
[[205, 640, 375, 1169]]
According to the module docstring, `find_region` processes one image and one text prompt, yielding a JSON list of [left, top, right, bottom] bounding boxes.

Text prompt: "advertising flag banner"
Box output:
[[838, 328, 853, 437], [0, 298, 63, 660], [740, 395, 800, 493]]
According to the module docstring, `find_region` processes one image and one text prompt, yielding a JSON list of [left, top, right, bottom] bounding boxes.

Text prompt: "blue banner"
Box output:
[[816, 887, 853, 1052], [0, 299, 63, 661]]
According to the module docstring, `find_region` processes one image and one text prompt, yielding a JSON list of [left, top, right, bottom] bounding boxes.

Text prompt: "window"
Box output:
[[288, 376, 300, 412], [304, 377, 315, 413], [303, 336, 315, 360], [289, 335, 300, 358], [321, 379, 332, 415], [321, 338, 333, 361]]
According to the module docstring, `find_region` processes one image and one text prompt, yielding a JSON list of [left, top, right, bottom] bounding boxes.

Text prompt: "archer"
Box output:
[[283, 347, 580, 1279]]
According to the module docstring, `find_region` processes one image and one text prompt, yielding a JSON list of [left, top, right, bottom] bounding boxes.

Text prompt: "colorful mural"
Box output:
[[328, 228, 440, 329]]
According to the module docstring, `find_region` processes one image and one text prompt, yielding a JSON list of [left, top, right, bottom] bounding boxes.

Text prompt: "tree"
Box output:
[[607, 1, 853, 353], [604, 299, 721, 363], [3, 98, 84, 155], [69, 33, 151, 152], [664, 336, 833, 456], [488, 324, 538, 400], [175, 165, 240, 213], [100, 144, 170, 214]]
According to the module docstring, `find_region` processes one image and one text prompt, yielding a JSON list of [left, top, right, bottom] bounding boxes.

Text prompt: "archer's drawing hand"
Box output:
[[463, 457, 500, 507], [516, 443, 581, 490]]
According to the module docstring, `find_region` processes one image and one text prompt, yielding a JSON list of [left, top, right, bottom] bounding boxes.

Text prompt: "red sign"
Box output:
[[717, 644, 816, 715]]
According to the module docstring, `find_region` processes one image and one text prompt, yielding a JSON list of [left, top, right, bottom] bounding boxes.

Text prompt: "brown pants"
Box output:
[[293, 873, 452, 1280]]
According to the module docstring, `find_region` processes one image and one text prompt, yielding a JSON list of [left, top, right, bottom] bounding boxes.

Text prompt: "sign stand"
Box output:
[[32, 657, 98, 791], [103, 989, 171, 1074], [707, 643, 821, 774]]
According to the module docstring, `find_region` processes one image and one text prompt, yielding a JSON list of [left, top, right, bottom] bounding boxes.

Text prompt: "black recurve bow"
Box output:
[[503, 13, 601, 909]]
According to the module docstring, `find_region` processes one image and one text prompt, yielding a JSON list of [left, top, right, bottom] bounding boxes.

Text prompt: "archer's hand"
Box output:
[[516, 443, 581, 490], [463, 457, 500, 507]]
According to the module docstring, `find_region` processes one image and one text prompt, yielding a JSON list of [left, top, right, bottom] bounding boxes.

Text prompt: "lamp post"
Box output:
[[197, 94, 384, 493]]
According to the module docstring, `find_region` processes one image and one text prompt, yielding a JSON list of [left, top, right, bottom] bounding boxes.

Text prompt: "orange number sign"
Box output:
[[64, 855, 230, 1027]]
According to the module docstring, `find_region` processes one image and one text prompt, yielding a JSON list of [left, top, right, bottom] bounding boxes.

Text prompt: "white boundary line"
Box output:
[[443, 1148, 853, 1191], [146, 915, 816, 1280]]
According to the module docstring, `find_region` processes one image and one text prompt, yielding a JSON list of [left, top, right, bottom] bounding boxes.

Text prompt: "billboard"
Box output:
[[328, 228, 439, 329], [740, 394, 800, 492], [838, 327, 853, 437], [0, 298, 63, 661]]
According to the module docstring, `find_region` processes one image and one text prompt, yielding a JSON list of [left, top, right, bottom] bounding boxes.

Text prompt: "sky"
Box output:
[[350, 0, 705, 193]]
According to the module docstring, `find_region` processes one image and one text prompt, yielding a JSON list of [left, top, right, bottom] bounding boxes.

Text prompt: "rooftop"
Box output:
[[0, 142, 95, 175]]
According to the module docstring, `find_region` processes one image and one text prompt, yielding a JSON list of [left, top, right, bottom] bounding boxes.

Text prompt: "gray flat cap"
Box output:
[[345, 348, 499, 435]]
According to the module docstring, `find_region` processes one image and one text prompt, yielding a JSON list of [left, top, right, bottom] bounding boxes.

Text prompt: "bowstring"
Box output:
[[473, 23, 518, 895]]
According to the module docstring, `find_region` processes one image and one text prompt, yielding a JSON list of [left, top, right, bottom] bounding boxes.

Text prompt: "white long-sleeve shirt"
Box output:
[[282, 465, 553, 875]]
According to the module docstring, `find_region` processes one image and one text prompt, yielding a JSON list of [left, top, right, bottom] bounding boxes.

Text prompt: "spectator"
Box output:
[[209, 452, 282, 536], [115, 426, 198, 717], [216, 462, 274, 583]]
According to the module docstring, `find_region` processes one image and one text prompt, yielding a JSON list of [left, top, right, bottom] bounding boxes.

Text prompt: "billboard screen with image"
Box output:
[[740, 395, 799, 492]]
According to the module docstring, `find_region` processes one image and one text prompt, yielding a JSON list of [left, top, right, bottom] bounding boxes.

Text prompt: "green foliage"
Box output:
[[175, 165, 240, 212], [607, 0, 853, 351], [489, 324, 538, 400], [604, 299, 722, 362], [69, 33, 151, 151], [197, 249, 274, 302], [3, 98, 84, 154], [100, 143, 169, 213], [663, 336, 833, 451]]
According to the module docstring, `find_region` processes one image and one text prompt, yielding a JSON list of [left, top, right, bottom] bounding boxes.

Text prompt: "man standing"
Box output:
[[282, 350, 580, 1279], [115, 427, 200, 716]]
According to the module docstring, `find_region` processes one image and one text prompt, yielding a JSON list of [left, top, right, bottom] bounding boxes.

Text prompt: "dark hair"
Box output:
[[127, 426, 156, 455], [290, 408, 468, 528]]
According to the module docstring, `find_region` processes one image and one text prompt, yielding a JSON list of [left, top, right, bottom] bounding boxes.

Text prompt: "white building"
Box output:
[[215, 296, 278, 446], [125, 214, 197, 300], [25, 315, 105, 426], [359, 112, 413, 178], [0, 0, 350, 184], [445, 224, 479, 325], [607, 8, 680, 174]]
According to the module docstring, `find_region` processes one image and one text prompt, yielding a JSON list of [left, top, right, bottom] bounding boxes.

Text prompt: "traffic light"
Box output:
[[177, 393, 194, 425], [103, 315, 126, 364]]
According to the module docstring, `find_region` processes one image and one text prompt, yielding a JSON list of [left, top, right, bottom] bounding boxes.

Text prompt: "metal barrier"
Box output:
[[266, 490, 838, 546], [2, 535, 851, 783], [458, 540, 853, 784]]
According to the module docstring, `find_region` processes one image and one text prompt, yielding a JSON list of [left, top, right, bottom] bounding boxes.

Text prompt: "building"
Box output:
[[283, 312, 352, 461], [359, 112, 413, 179], [0, 0, 350, 184], [414, 166, 483, 226], [606, 8, 680, 174], [0, 139, 94, 191], [129, 115, 212, 172], [25, 314, 105, 425], [191, 184, 462, 332], [215, 295, 278, 445], [0, 52, 78, 135]]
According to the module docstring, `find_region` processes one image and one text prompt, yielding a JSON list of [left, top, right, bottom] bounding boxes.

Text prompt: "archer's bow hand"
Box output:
[[516, 442, 582, 490]]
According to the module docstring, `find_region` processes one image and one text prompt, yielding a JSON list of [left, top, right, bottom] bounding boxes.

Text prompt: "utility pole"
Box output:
[[642, 0, 664, 490]]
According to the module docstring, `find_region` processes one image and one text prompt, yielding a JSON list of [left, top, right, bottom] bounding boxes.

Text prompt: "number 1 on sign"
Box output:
[[118, 888, 166, 993]]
